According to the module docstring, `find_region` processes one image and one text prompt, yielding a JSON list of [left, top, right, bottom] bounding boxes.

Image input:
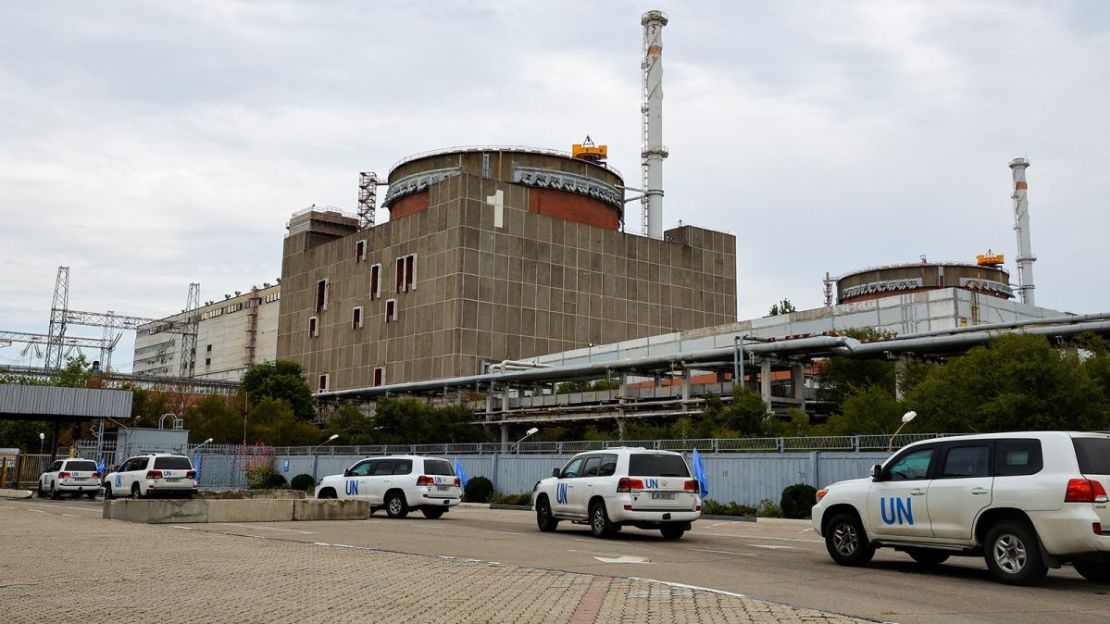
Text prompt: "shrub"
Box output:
[[266, 472, 288, 489], [246, 465, 275, 489], [490, 492, 532, 506], [290, 474, 316, 491], [756, 498, 783, 518], [701, 499, 757, 517], [463, 476, 494, 502], [780, 483, 818, 519]]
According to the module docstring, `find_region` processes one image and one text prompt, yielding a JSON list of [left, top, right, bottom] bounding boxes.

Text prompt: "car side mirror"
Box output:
[[343, 469, 353, 477], [870, 464, 883, 481], [552, 468, 561, 478]]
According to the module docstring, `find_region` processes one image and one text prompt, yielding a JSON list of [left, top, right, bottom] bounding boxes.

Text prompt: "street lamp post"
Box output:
[[511, 427, 540, 454], [888, 411, 917, 451], [311, 434, 340, 482]]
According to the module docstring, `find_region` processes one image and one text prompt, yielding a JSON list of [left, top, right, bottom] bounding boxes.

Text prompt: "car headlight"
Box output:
[[816, 488, 829, 502]]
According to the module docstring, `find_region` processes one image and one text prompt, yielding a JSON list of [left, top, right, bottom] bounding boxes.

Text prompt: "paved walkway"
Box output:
[[0, 504, 871, 623]]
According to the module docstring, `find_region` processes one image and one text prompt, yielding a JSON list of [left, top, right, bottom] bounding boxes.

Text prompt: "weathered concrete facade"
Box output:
[[278, 148, 736, 392]]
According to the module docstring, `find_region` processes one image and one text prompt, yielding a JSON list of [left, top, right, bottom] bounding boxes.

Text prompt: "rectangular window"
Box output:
[[995, 439, 1043, 477], [385, 299, 397, 322], [308, 316, 319, 337], [1073, 437, 1110, 474], [369, 263, 381, 300], [352, 306, 363, 329], [373, 367, 384, 386], [318, 374, 329, 392], [395, 257, 405, 292], [206, 344, 212, 352], [405, 254, 416, 291], [204, 358, 211, 366], [355, 240, 366, 262], [628, 454, 690, 478], [316, 279, 328, 311], [941, 445, 990, 478]]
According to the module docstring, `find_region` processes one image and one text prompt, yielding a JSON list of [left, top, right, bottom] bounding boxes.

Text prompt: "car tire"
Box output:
[[536, 496, 559, 532], [50, 482, 60, 500], [984, 521, 1048, 586], [131, 483, 143, 500], [422, 507, 445, 520], [906, 548, 950, 566], [37, 482, 45, 498], [660, 525, 686, 540], [1074, 561, 1110, 583], [824, 512, 875, 566], [104, 484, 114, 500], [589, 500, 616, 538], [385, 492, 409, 519]]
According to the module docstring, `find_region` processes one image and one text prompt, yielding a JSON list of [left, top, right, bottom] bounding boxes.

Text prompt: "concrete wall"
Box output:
[[197, 451, 890, 508]]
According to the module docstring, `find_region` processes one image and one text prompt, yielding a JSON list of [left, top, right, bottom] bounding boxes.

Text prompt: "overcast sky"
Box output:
[[2, 0, 1108, 372]]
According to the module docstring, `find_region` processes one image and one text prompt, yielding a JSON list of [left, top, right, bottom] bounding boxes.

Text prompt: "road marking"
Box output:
[[748, 544, 799, 550], [593, 554, 653, 564], [24, 509, 46, 514], [481, 529, 526, 536], [169, 525, 194, 530], [687, 548, 756, 557], [53, 505, 101, 513], [629, 577, 748, 599], [698, 531, 822, 544], [214, 523, 317, 535], [61, 514, 76, 517]]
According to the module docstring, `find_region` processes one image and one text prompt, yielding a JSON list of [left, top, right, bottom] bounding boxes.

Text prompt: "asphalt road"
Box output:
[[9, 498, 1110, 623]]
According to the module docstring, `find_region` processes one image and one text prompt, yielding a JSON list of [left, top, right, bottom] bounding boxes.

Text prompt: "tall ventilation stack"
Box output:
[[1009, 157, 1036, 306], [640, 10, 669, 239]]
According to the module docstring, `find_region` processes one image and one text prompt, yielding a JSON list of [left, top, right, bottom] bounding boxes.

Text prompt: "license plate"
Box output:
[[651, 492, 675, 500], [437, 485, 450, 491]]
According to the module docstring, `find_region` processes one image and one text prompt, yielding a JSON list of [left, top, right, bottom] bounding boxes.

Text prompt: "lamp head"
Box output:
[[39, 432, 45, 440], [902, 411, 917, 424], [326, 434, 339, 442], [525, 427, 539, 436], [202, 438, 213, 445]]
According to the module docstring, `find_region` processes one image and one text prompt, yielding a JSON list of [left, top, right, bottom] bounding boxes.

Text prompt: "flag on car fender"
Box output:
[[692, 448, 709, 498]]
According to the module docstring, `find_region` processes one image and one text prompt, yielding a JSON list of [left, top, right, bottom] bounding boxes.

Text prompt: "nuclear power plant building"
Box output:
[[277, 147, 737, 393]]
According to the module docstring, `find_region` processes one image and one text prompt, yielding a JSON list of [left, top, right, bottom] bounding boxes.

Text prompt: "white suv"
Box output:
[[532, 448, 702, 540], [812, 432, 1110, 585], [102, 453, 198, 500], [38, 458, 101, 499], [314, 455, 461, 519]]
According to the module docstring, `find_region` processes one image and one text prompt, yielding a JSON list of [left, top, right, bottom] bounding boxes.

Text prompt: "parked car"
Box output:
[[314, 455, 461, 519], [812, 431, 1110, 585], [532, 447, 702, 540], [38, 458, 101, 499], [102, 453, 198, 499]]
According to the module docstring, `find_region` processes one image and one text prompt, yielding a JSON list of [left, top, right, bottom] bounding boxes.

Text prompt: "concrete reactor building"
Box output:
[[277, 146, 737, 393]]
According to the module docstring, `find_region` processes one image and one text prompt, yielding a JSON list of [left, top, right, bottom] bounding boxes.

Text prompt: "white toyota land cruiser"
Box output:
[[812, 431, 1110, 585], [532, 448, 701, 540]]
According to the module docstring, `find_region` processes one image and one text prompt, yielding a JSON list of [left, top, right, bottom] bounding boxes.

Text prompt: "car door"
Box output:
[[867, 444, 937, 539], [571, 456, 603, 515], [342, 460, 374, 500], [927, 442, 993, 540], [552, 457, 584, 517], [366, 459, 396, 504], [115, 457, 141, 494], [43, 461, 62, 489]]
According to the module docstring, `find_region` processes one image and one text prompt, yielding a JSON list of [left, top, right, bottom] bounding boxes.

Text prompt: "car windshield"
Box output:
[[66, 461, 97, 471], [423, 459, 453, 476], [153, 457, 193, 470], [1073, 438, 1110, 474], [628, 454, 690, 477]]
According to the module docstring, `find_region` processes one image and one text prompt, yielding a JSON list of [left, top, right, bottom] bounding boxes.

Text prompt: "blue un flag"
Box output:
[[97, 458, 106, 474], [692, 448, 709, 498], [454, 458, 468, 487]]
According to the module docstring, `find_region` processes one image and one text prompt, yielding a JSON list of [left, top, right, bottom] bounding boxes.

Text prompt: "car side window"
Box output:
[[598, 454, 618, 477], [371, 460, 395, 476], [940, 445, 990, 478], [348, 461, 373, 476], [582, 456, 601, 477], [886, 447, 935, 481], [561, 458, 584, 479], [121, 458, 139, 472], [392, 460, 412, 475], [995, 439, 1043, 476], [49, 461, 62, 472]]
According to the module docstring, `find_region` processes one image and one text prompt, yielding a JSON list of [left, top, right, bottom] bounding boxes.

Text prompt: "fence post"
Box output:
[[853, 435, 860, 453], [777, 437, 785, 453], [557, 442, 563, 455]]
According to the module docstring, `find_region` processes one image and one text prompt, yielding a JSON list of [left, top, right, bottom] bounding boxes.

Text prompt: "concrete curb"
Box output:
[[489, 503, 531, 511], [0, 489, 33, 500], [755, 516, 812, 525], [103, 499, 370, 524], [700, 514, 756, 522]]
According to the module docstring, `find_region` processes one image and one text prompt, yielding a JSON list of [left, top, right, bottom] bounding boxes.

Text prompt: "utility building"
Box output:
[[277, 147, 738, 393]]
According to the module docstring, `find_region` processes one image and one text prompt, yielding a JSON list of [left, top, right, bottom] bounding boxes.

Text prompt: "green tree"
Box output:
[[324, 403, 379, 445], [822, 385, 905, 436], [241, 360, 316, 421], [768, 298, 796, 316], [369, 397, 491, 444], [906, 334, 1109, 433], [185, 395, 244, 444], [247, 398, 322, 446]]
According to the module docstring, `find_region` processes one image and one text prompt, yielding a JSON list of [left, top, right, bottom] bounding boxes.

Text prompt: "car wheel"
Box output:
[[104, 484, 114, 500], [421, 507, 445, 520], [1073, 561, 1110, 583], [984, 521, 1048, 586], [660, 525, 686, 540], [906, 548, 950, 566], [589, 500, 616, 538], [50, 482, 60, 500], [536, 496, 559, 532], [37, 482, 46, 498], [385, 492, 409, 519], [317, 488, 337, 499], [131, 483, 143, 500], [824, 513, 874, 566]]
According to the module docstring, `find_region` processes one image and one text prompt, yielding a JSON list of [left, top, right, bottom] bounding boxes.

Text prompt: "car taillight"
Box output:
[[92, 472, 101, 479], [684, 480, 698, 492], [58, 471, 71, 478], [1065, 478, 1108, 503], [453, 477, 461, 487], [146, 470, 163, 480], [616, 478, 644, 492], [1095, 522, 1103, 536], [186, 470, 196, 479], [816, 489, 828, 501], [416, 475, 434, 486]]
